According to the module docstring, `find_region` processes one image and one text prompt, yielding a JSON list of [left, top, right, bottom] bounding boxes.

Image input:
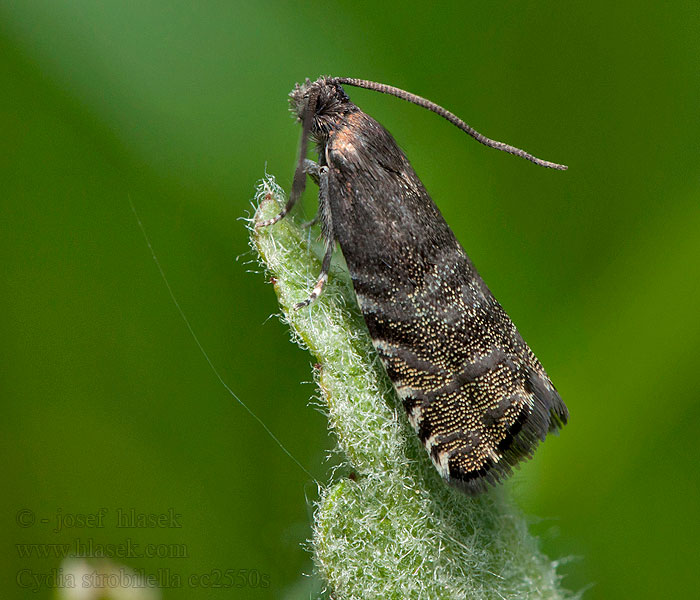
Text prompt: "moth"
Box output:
[[258, 76, 568, 494]]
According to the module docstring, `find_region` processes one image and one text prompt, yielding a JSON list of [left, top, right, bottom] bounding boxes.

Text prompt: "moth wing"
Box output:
[[323, 110, 567, 493]]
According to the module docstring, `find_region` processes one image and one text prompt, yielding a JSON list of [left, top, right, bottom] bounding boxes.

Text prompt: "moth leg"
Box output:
[[258, 90, 319, 229], [303, 159, 321, 184], [257, 159, 321, 228], [294, 166, 334, 309], [300, 159, 322, 228], [300, 214, 320, 229], [293, 237, 333, 309]]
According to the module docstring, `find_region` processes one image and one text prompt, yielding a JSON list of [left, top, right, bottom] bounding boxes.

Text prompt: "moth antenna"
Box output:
[[334, 77, 567, 170]]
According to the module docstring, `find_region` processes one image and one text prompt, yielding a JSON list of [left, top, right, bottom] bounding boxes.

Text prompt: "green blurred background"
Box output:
[[2, 1, 698, 598]]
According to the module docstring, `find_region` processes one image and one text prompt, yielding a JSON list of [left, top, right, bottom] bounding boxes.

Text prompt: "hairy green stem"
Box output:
[[250, 175, 574, 600]]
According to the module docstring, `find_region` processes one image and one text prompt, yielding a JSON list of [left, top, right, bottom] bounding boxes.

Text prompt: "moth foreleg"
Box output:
[[257, 159, 322, 229], [294, 166, 335, 309]]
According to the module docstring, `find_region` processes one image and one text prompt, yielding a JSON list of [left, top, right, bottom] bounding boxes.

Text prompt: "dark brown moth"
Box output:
[[258, 76, 568, 494]]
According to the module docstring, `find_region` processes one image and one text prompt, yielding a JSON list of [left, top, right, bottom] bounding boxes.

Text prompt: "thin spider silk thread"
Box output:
[[128, 195, 315, 481]]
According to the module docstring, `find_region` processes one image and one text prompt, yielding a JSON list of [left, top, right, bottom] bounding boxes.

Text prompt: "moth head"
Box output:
[[288, 77, 354, 131]]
